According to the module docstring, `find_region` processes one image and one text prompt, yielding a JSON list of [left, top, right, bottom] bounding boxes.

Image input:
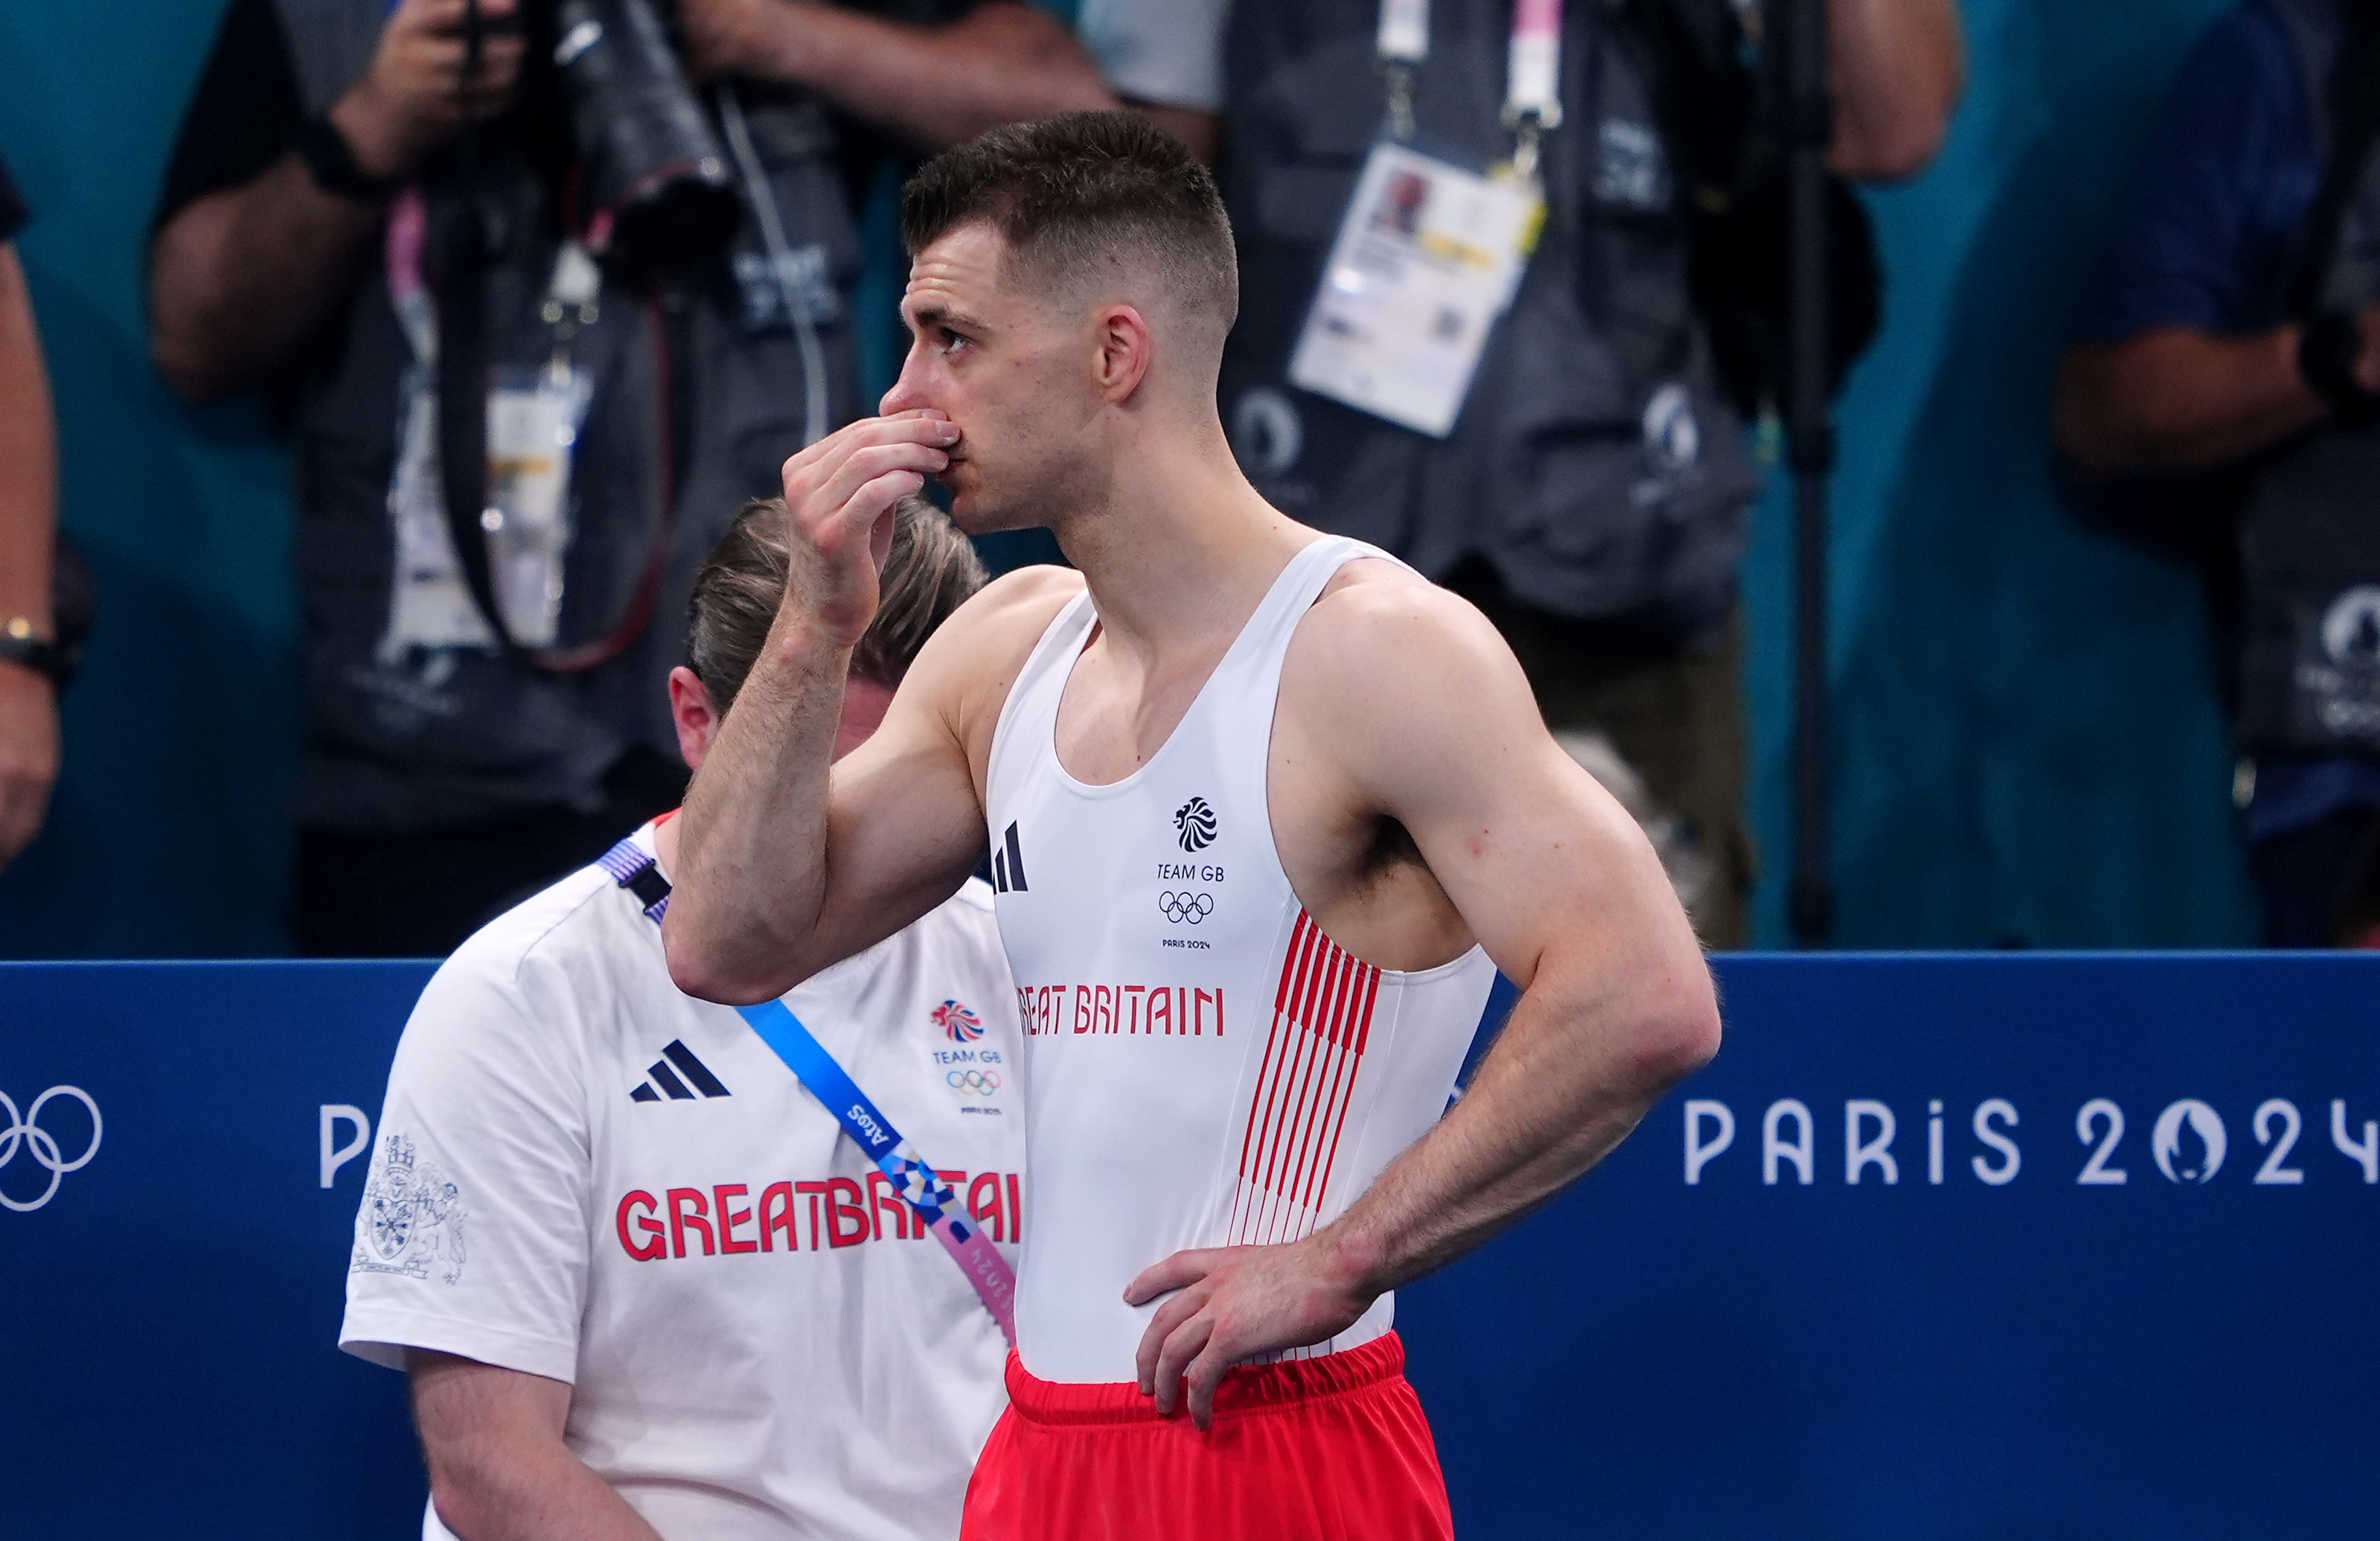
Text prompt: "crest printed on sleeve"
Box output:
[[349, 1132, 469, 1284]]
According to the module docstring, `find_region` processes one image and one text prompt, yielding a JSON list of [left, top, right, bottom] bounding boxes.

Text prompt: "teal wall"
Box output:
[[0, 0, 2260, 956], [0, 0, 299, 956], [1741, 0, 2259, 947]]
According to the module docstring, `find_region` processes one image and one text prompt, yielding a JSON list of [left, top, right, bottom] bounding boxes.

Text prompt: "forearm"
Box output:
[[0, 247, 57, 631], [428, 1438, 661, 1541], [1320, 966, 1717, 1297], [2056, 326, 2326, 476], [719, 1, 1116, 151], [412, 1356, 661, 1541], [1826, 0, 1963, 182], [148, 153, 380, 401], [668, 613, 851, 1003]]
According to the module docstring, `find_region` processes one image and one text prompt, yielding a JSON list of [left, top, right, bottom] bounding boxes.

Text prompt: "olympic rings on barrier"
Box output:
[[1159, 890, 1215, 925], [0, 1086, 103, 1213], [947, 1069, 1002, 1095]]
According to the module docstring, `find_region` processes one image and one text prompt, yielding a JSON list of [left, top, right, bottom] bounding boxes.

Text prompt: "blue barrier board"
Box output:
[[3, 954, 2374, 1537]]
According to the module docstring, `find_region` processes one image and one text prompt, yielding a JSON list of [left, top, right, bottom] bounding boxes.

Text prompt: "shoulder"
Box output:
[[950, 562, 1087, 636], [901, 562, 1087, 727], [1278, 556, 1544, 793], [2151, 1, 2313, 147], [1296, 557, 1523, 692], [405, 864, 625, 1056]]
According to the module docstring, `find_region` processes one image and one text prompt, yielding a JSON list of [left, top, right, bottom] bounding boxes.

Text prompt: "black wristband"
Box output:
[[0, 622, 77, 690], [297, 113, 397, 202], [2297, 310, 2380, 424]]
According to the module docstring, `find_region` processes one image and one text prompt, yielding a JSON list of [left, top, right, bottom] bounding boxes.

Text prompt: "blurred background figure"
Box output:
[[2056, 0, 2380, 947], [145, 0, 1110, 957], [1098, 0, 1960, 945], [0, 144, 65, 877], [1076, 0, 1225, 164]]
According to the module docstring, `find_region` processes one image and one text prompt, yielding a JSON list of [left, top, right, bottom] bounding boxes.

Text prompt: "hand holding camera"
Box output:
[[331, 0, 528, 183]]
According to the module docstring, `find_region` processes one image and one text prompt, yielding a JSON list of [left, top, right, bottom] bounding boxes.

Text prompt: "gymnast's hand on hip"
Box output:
[[1125, 1237, 1377, 1431]]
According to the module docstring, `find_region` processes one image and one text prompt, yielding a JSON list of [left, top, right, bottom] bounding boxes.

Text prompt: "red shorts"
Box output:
[[961, 1330, 1453, 1541]]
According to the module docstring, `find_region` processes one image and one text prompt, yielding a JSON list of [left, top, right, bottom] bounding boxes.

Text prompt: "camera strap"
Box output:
[[380, 182, 678, 673], [597, 832, 1020, 1345]]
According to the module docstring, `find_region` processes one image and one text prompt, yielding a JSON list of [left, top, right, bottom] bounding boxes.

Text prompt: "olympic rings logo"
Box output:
[[1159, 891, 1215, 925], [0, 1086, 103, 1213], [947, 1069, 1002, 1096]]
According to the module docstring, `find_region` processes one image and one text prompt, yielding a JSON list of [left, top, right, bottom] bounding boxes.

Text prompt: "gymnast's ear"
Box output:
[[670, 667, 720, 771], [1089, 303, 1155, 406]]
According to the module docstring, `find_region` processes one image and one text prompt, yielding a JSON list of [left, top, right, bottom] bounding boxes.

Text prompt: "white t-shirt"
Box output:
[[340, 823, 1026, 1541], [1078, 0, 1232, 112]]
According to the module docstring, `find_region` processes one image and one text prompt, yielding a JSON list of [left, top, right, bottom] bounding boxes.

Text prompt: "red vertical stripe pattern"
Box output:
[[1228, 912, 1382, 1245]]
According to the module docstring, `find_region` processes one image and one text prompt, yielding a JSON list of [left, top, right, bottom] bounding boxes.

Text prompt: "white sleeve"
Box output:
[[339, 940, 592, 1384], [1077, 0, 1233, 113]]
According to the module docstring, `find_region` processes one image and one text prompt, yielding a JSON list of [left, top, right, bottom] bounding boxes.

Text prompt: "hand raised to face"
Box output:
[[775, 412, 962, 648]]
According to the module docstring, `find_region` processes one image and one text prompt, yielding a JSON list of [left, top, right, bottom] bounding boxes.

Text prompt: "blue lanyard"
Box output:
[[599, 834, 1018, 1342]]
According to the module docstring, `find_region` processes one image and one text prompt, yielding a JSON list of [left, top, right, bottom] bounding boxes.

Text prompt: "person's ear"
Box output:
[[1091, 304, 1154, 405], [668, 667, 718, 771]]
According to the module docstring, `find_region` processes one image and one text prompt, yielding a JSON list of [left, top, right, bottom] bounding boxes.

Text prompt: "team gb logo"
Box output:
[[1174, 795, 1218, 852], [934, 1000, 985, 1042]]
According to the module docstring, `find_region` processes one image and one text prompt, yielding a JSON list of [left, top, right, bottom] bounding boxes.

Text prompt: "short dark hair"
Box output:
[[901, 111, 1237, 339], [686, 494, 987, 712]]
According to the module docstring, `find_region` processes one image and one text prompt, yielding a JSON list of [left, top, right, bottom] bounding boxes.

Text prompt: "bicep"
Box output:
[[411, 1350, 572, 1450]]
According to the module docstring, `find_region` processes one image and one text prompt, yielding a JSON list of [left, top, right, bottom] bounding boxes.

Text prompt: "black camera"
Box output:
[[468, 0, 741, 274]]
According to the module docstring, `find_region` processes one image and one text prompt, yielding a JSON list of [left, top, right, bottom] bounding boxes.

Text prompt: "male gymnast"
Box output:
[[665, 112, 1720, 1537]]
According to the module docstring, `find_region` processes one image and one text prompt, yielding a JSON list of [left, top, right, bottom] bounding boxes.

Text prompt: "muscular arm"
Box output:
[[1826, 0, 1964, 182], [410, 1351, 662, 1541], [684, 0, 1116, 153], [665, 418, 1041, 1002], [2053, 317, 2380, 476], [1129, 578, 1719, 1425], [148, 0, 522, 401], [0, 243, 59, 870]]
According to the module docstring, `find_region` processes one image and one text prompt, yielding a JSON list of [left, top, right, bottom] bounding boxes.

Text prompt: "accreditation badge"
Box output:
[[377, 364, 594, 657], [1287, 141, 1544, 439], [483, 364, 594, 649]]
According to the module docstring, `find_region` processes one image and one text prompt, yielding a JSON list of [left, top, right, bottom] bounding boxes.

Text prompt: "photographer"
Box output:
[[0, 146, 61, 876], [1201, 0, 1961, 945], [147, 0, 1110, 956], [2055, 0, 2380, 945]]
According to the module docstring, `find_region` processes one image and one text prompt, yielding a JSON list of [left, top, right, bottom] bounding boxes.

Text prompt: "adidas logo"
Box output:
[[630, 1040, 732, 1103], [991, 820, 1029, 893]]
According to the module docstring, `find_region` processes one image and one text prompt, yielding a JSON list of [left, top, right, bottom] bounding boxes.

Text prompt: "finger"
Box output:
[[781, 418, 957, 502], [807, 442, 950, 526], [1123, 1248, 1218, 1307], [1133, 1282, 1209, 1392], [842, 471, 925, 564], [1186, 1339, 1235, 1431], [1150, 1313, 1215, 1418]]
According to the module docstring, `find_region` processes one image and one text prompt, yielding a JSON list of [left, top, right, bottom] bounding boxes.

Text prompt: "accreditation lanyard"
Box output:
[[598, 835, 1020, 1346], [1377, 0, 1565, 165]]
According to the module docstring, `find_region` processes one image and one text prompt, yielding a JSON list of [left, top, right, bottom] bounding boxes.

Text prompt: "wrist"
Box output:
[[0, 617, 74, 691], [1309, 1218, 1395, 1303], [326, 85, 417, 185]]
